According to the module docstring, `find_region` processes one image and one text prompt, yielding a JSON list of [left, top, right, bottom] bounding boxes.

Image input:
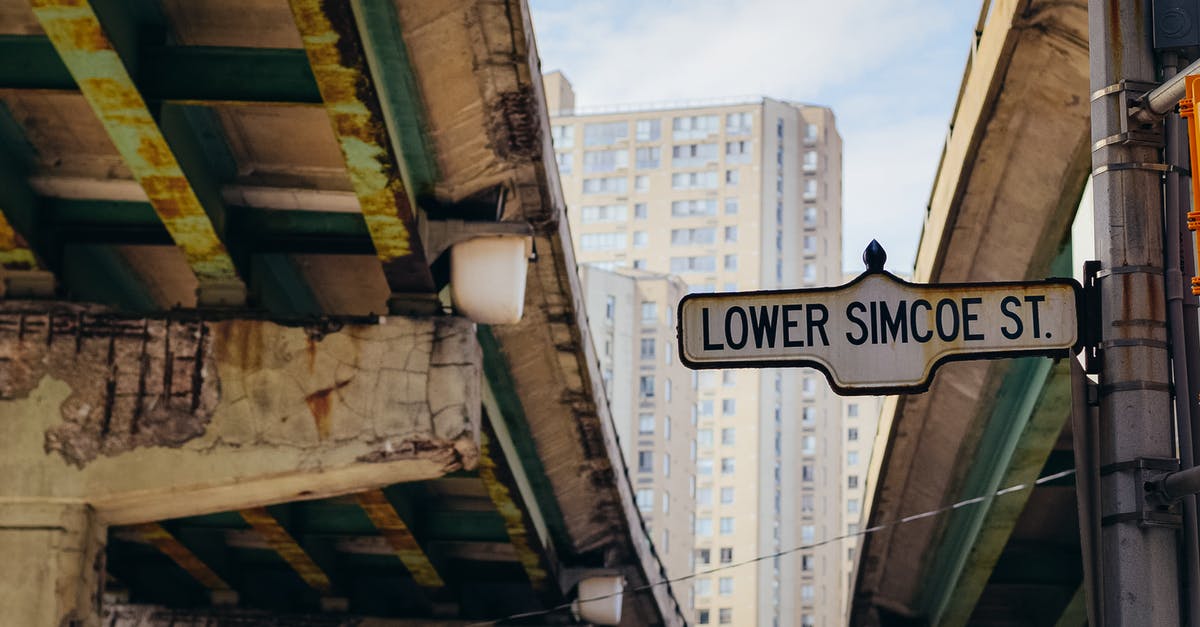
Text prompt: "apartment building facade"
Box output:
[[547, 71, 855, 627]]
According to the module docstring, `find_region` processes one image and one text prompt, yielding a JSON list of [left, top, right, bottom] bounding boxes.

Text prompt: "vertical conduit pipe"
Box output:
[[1161, 53, 1200, 627]]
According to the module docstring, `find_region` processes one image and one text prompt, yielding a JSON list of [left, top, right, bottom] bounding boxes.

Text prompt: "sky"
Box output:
[[527, 0, 982, 274]]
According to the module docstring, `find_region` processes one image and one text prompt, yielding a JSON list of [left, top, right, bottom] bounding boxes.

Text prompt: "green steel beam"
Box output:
[[1052, 584, 1088, 627], [348, 0, 438, 198], [287, 0, 435, 299], [30, 0, 245, 304], [0, 36, 321, 105], [476, 326, 573, 557]]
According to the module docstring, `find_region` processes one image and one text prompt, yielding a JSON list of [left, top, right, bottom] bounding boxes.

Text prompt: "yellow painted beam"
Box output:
[[30, 0, 244, 300], [239, 507, 334, 595], [356, 488, 445, 588], [286, 0, 434, 295], [127, 522, 232, 592], [0, 214, 39, 271], [478, 430, 549, 592]]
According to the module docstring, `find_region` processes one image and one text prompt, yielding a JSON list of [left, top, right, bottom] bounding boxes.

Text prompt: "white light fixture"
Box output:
[[572, 575, 625, 625], [450, 235, 531, 324]]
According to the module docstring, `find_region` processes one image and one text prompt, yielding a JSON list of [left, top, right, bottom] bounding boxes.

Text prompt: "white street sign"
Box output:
[[677, 271, 1081, 395]]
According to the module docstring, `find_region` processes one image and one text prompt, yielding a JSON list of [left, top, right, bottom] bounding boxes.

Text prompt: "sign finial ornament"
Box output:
[[863, 240, 887, 272]]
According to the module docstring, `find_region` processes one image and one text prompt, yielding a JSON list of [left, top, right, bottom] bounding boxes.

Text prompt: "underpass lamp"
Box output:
[[450, 234, 531, 324], [572, 575, 625, 625]]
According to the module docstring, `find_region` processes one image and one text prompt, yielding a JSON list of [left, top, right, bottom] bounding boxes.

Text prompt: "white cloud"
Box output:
[[529, 0, 978, 273]]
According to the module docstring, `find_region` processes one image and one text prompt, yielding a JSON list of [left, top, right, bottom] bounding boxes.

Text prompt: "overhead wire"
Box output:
[[464, 467, 1078, 626]]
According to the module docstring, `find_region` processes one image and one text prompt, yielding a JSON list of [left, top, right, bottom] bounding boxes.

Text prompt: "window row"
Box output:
[[694, 485, 736, 506], [695, 457, 737, 476], [695, 516, 737, 536], [695, 607, 734, 625]]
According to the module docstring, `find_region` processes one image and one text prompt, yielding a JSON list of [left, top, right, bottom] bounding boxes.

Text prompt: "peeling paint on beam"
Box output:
[[0, 213, 39, 270], [355, 488, 445, 588], [286, 0, 434, 295], [127, 522, 232, 592], [239, 507, 334, 595], [29, 0, 243, 295], [478, 429, 549, 592]]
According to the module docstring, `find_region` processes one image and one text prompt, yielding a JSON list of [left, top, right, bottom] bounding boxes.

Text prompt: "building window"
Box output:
[[721, 399, 736, 415], [802, 377, 816, 396], [579, 232, 627, 251], [801, 494, 814, 512], [583, 149, 629, 173], [582, 176, 628, 195], [801, 585, 814, 601], [803, 179, 818, 199], [802, 525, 815, 543], [724, 198, 739, 215], [697, 609, 711, 625], [604, 295, 616, 320], [640, 338, 656, 359], [848, 499, 860, 514], [698, 399, 714, 416], [663, 491, 670, 514], [698, 458, 713, 475], [698, 429, 713, 448], [849, 451, 859, 466], [672, 171, 719, 190], [635, 175, 649, 192], [641, 301, 657, 322], [720, 486, 734, 504], [803, 235, 817, 253], [805, 123, 819, 142], [636, 489, 653, 511], [802, 407, 815, 425], [636, 119, 661, 142], [802, 464, 814, 482], [804, 205, 819, 226], [580, 204, 627, 224], [848, 402, 859, 417], [725, 169, 739, 185], [665, 379, 672, 401], [720, 427, 735, 445], [696, 517, 713, 537], [631, 231, 648, 248], [670, 256, 718, 273], [849, 475, 859, 489], [672, 114, 720, 139], [556, 152, 573, 174], [697, 487, 712, 506], [671, 198, 718, 216], [802, 614, 815, 627], [724, 254, 738, 271], [721, 458, 735, 475], [720, 547, 733, 563], [718, 608, 733, 624], [639, 376, 655, 398], [719, 517, 734, 535], [672, 142, 719, 167], [803, 150, 818, 172], [849, 427, 859, 441], [725, 140, 752, 164], [801, 554, 813, 571], [663, 453, 671, 477], [697, 548, 711, 565], [634, 146, 660, 169], [583, 121, 628, 146], [802, 436, 816, 455], [671, 227, 717, 246], [634, 202, 648, 219], [639, 413, 654, 435], [726, 111, 752, 134], [638, 451, 653, 473], [718, 577, 733, 595], [724, 226, 738, 243], [551, 124, 574, 148]]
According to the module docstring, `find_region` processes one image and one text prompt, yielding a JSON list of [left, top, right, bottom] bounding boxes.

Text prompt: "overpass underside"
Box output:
[[0, 1, 681, 625]]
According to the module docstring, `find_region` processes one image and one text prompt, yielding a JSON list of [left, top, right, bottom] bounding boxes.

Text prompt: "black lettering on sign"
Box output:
[[962, 297, 984, 341], [702, 308, 724, 350], [879, 300, 908, 344], [869, 301, 879, 345], [807, 303, 830, 347], [782, 304, 804, 348], [750, 305, 779, 349], [911, 299, 933, 343], [1000, 296, 1023, 339], [936, 298, 959, 341], [846, 302, 868, 346], [1025, 295, 1045, 338], [725, 306, 748, 350]]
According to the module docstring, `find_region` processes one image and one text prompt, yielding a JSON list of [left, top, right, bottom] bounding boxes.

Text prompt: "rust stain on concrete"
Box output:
[[304, 379, 350, 441]]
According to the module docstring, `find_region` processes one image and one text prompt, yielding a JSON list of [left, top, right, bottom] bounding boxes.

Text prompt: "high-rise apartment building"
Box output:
[[579, 266, 697, 584], [547, 71, 851, 627]]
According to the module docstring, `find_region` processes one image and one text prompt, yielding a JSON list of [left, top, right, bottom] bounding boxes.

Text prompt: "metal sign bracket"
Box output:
[[1099, 457, 1182, 528], [1082, 260, 1103, 374]]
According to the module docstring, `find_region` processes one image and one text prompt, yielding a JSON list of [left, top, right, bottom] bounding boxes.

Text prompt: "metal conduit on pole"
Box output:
[[1090, 1, 1183, 624], [1161, 51, 1200, 627]]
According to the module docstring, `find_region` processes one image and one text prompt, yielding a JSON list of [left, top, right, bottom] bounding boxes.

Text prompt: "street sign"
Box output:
[[677, 242, 1082, 395]]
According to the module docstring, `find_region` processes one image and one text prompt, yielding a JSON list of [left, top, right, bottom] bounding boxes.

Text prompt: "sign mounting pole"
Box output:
[[1090, 0, 1181, 624]]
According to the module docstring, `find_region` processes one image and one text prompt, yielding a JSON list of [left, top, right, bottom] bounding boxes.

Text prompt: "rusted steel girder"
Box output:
[[128, 522, 233, 593], [478, 429, 550, 593], [239, 506, 335, 596], [286, 0, 436, 302], [30, 0, 245, 305], [356, 488, 445, 589], [0, 214, 39, 271]]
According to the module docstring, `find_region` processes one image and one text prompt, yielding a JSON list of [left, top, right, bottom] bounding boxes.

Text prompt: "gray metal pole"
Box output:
[[1090, 1, 1183, 625]]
